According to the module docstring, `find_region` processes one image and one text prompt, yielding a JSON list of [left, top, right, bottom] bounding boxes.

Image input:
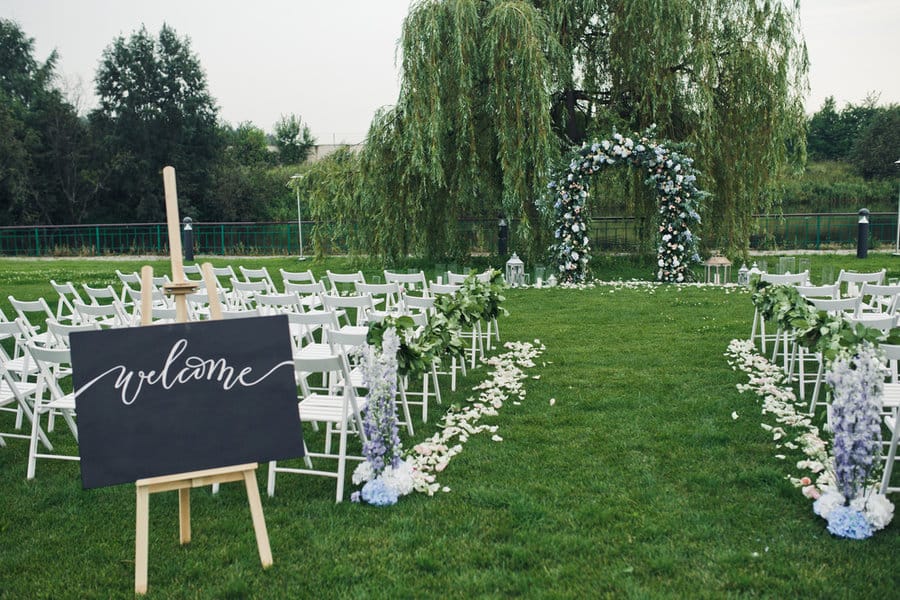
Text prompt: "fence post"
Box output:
[[815, 215, 820, 250], [95, 226, 101, 255], [34, 227, 40, 255], [156, 225, 162, 253], [220, 224, 226, 255]]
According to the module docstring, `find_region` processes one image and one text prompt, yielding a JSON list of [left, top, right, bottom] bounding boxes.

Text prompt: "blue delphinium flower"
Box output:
[[826, 506, 872, 540], [361, 478, 398, 507]]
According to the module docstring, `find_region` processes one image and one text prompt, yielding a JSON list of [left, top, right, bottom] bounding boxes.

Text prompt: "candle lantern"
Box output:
[[703, 253, 732, 285], [505, 253, 525, 287]]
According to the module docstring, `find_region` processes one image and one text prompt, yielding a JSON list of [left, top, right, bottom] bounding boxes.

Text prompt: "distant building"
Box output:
[[306, 143, 364, 163]]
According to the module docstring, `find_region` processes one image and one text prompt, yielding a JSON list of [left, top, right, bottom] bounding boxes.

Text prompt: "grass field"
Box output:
[[1, 254, 899, 598]]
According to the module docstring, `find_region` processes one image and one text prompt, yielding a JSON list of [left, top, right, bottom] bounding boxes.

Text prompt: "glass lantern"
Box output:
[[505, 253, 525, 287]]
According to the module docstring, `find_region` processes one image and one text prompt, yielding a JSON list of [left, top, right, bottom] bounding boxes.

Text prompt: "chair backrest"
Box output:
[[209, 266, 238, 292], [355, 282, 402, 311], [8, 296, 54, 339], [280, 269, 317, 289], [255, 293, 304, 315], [230, 279, 269, 310], [183, 264, 204, 283], [286, 311, 340, 347], [847, 314, 896, 333], [293, 353, 355, 395], [320, 293, 375, 326], [429, 282, 461, 296], [46, 319, 100, 348], [26, 343, 71, 399], [73, 300, 129, 328], [384, 271, 429, 295], [239, 266, 277, 294], [82, 284, 119, 305], [402, 293, 436, 314], [325, 327, 369, 353], [220, 308, 261, 320], [796, 284, 839, 299], [858, 283, 900, 316], [760, 271, 809, 286], [326, 270, 365, 295], [446, 271, 472, 285], [808, 296, 861, 316], [837, 269, 885, 296], [50, 280, 84, 324]]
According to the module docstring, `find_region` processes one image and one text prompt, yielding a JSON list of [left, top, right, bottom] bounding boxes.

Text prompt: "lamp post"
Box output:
[[290, 174, 305, 261]]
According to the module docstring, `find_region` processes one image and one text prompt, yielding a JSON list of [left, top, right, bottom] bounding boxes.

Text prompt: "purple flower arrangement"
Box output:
[[351, 327, 414, 506]]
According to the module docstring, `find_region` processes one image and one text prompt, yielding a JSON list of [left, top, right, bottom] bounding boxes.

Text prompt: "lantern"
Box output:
[[737, 263, 750, 287], [703, 253, 732, 285], [505, 253, 525, 287]]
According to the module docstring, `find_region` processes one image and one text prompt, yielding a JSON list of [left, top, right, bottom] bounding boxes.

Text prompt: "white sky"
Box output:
[[4, 0, 899, 145]]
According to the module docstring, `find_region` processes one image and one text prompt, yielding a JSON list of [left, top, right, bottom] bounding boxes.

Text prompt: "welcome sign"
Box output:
[[70, 315, 304, 489]]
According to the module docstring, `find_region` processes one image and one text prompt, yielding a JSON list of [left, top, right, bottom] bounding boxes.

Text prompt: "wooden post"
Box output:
[[133, 168, 273, 595]]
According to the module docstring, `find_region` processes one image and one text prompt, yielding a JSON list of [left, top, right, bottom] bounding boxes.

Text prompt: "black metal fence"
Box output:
[[0, 213, 894, 256]]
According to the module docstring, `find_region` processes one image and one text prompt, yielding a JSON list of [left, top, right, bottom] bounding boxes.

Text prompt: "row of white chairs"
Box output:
[[2, 267, 501, 501], [748, 267, 900, 495]]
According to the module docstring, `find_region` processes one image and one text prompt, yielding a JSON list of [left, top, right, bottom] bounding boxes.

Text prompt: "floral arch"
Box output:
[[547, 129, 705, 283]]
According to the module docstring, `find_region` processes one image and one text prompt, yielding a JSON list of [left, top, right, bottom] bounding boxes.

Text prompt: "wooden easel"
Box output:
[[133, 166, 273, 595]]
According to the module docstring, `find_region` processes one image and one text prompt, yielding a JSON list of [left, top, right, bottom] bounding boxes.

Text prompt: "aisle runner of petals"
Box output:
[[406, 340, 546, 495], [725, 339, 893, 535]]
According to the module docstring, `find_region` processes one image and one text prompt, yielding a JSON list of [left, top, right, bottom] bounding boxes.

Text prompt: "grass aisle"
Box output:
[[0, 260, 898, 598]]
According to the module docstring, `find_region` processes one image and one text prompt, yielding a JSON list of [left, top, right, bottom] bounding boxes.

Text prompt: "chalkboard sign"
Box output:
[[70, 315, 304, 489]]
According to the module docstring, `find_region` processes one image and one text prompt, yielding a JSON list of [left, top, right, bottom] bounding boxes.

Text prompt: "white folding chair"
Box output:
[[321, 293, 376, 328], [326, 270, 366, 296], [8, 295, 55, 347], [880, 344, 900, 494], [26, 344, 79, 479], [230, 279, 269, 311], [239, 265, 278, 294], [355, 281, 401, 316], [755, 271, 810, 364], [806, 296, 863, 416], [0, 320, 48, 451], [285, 281, 326, 310], [255, 293, 305, 316], [267, 353, 367, 502], [856, 283, 900, 320], [280, 268, 317, 290], [49, 280, 85, 325], [836, 269, 885, 298], [326, 328, 414, 435], [428, 283, 469, 388], [73, 299, 129, 329], [384, 270, 430, 296], [46, 320, 101, 349]]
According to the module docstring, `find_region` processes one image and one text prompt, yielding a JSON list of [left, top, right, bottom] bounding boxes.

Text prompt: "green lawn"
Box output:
[[1, 255, 899, 598]]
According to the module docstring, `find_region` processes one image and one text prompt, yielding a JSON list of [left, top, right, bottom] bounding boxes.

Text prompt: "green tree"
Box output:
[[273, 114, 316, 165], [0, 19, 99, 225], [92, 24, 220, 222], [304, 0, 807, 262], [851, 105, 900, 180]]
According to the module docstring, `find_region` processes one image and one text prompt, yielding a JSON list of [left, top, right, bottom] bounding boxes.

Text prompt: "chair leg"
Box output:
[[26, 404, 43, 480], [335, 422, 348, 503], [810, 361, 825, 415], [267, 460, 277, 497], [880, 414, 899, 494]]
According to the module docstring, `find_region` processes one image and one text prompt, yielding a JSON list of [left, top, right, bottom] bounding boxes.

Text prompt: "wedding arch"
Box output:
[[547, 129, 705, 283]]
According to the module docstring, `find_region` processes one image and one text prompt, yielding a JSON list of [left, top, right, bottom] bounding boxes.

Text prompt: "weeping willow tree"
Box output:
[[538, 0, 808, 256], [299, 0, 807, 262]]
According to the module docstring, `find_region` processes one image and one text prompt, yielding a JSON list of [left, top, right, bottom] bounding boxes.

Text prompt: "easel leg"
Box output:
[[135, 486, 150, 595], [243, 469, 273, 568], [178, 488, 191, 544]]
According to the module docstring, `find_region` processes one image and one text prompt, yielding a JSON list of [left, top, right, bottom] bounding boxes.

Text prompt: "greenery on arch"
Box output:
[[547, 129, 705, 283]]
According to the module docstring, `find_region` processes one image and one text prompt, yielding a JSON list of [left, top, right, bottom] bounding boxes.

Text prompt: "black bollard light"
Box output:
[[857, 208, 869, 259], [498, 215, 509, 257], [182, 217, 194, 262]]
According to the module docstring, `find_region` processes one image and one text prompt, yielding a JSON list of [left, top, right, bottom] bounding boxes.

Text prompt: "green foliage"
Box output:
[[367, 270, 505, 377], [91, 24, 221, 222], [807, 95, 880, 162], [273, 114, 316, 165], [850, 105, 900, 180], [750, 279, 887, 363], [0, 19, 100, 226], [774, 161, 896, 213]]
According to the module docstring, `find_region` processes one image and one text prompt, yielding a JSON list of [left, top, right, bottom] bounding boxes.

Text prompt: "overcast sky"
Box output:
[[5, 0, 899, 145]]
